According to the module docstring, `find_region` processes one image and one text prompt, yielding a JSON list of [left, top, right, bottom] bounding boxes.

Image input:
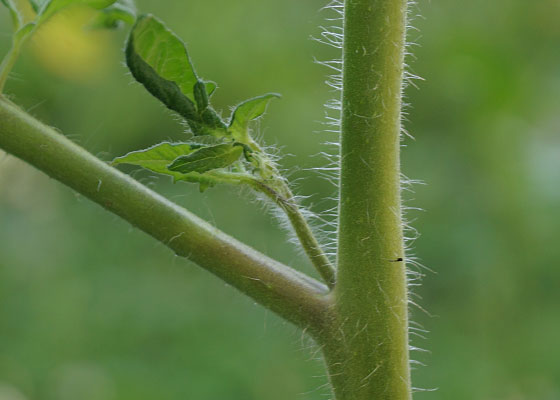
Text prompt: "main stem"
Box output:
[[323, 0, 411, 399]]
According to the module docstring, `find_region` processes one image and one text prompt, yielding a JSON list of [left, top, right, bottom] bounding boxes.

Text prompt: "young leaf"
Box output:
[[229, 94, 280, 142], [1, 0, 22, 29], [126, 41, 198, 124], [201, 108, 225, 131], [125, 15, 198, 125], [193, 80, 209, 111], [205, 81, 217, 97], [168, 143, 243, 174], [111, 141, 237, 192], [89, 0, 136, 28], [126, 14, 228, 137], [112, 142, 199, 179], [127, 14, 198, 103], [28, 0, 42, 12]]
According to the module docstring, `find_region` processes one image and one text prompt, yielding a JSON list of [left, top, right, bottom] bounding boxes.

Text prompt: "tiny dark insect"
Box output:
[[389, 257, 403, 262]]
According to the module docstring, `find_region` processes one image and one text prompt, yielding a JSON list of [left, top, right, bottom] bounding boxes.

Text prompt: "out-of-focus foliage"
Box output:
[[31, 7, 115, 82], [0, 0, 559, 399]]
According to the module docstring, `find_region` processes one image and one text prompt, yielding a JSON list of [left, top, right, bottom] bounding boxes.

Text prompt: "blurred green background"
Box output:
[[1, 0, 559, 399]]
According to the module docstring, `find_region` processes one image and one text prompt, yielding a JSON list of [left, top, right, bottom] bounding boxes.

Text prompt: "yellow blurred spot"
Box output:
[[31, 7, 115, 83]]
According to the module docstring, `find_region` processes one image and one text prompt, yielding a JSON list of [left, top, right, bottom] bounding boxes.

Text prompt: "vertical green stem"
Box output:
[[0, 44, 21, 93], [323, 0, 411, 399], [0, 26, 33, 93]]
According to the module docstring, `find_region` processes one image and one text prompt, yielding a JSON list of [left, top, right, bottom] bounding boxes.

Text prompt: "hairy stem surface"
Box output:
[[253, 179, 336, 287], [0, 97, 331, 333], [247, 140, 336, 287], [323, 0, 412, 399]]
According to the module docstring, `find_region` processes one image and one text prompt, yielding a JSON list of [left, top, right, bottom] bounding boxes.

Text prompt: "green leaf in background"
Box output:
[[229, 94, 280, 142], [89, 0, 136, 28], [168, 143, 243, 174], [1, 0, 22, 29], [36, 0, 117, 23]]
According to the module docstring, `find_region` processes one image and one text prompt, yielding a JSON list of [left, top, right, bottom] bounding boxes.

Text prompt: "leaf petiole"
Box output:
[[249, 172, 337, 288]]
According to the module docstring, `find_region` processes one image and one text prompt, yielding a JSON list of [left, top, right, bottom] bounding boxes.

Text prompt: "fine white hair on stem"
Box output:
[[306, 0, 345, 270], [229, 0, 348, 274], [320, 0, 344, 20], [399, 0, 434, 384]]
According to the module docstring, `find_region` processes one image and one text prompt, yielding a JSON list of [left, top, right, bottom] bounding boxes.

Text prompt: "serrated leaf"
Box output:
[[112, 142, 199, 179], [2, 0, 22, 29], [89, 0, 136, 28], [168, 143, 243, 174], [229, 93, 280, 142], [37, 0, 117, 23]]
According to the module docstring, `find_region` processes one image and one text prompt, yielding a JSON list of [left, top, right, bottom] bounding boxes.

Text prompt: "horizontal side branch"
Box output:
[[0, 97, 330, 333]]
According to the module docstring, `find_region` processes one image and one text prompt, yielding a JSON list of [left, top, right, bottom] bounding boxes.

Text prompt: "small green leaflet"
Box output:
[[111, 141, 218, 191], [229, 94, 280, 142], [112, 141, 244, 192], [28, 0, 41, 12], [88, 0, 136, 28], [193, 80, 209, 111], [205, 81, 217, 97], [168, 143, 243, 174], [112, 142, 199, 179]]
